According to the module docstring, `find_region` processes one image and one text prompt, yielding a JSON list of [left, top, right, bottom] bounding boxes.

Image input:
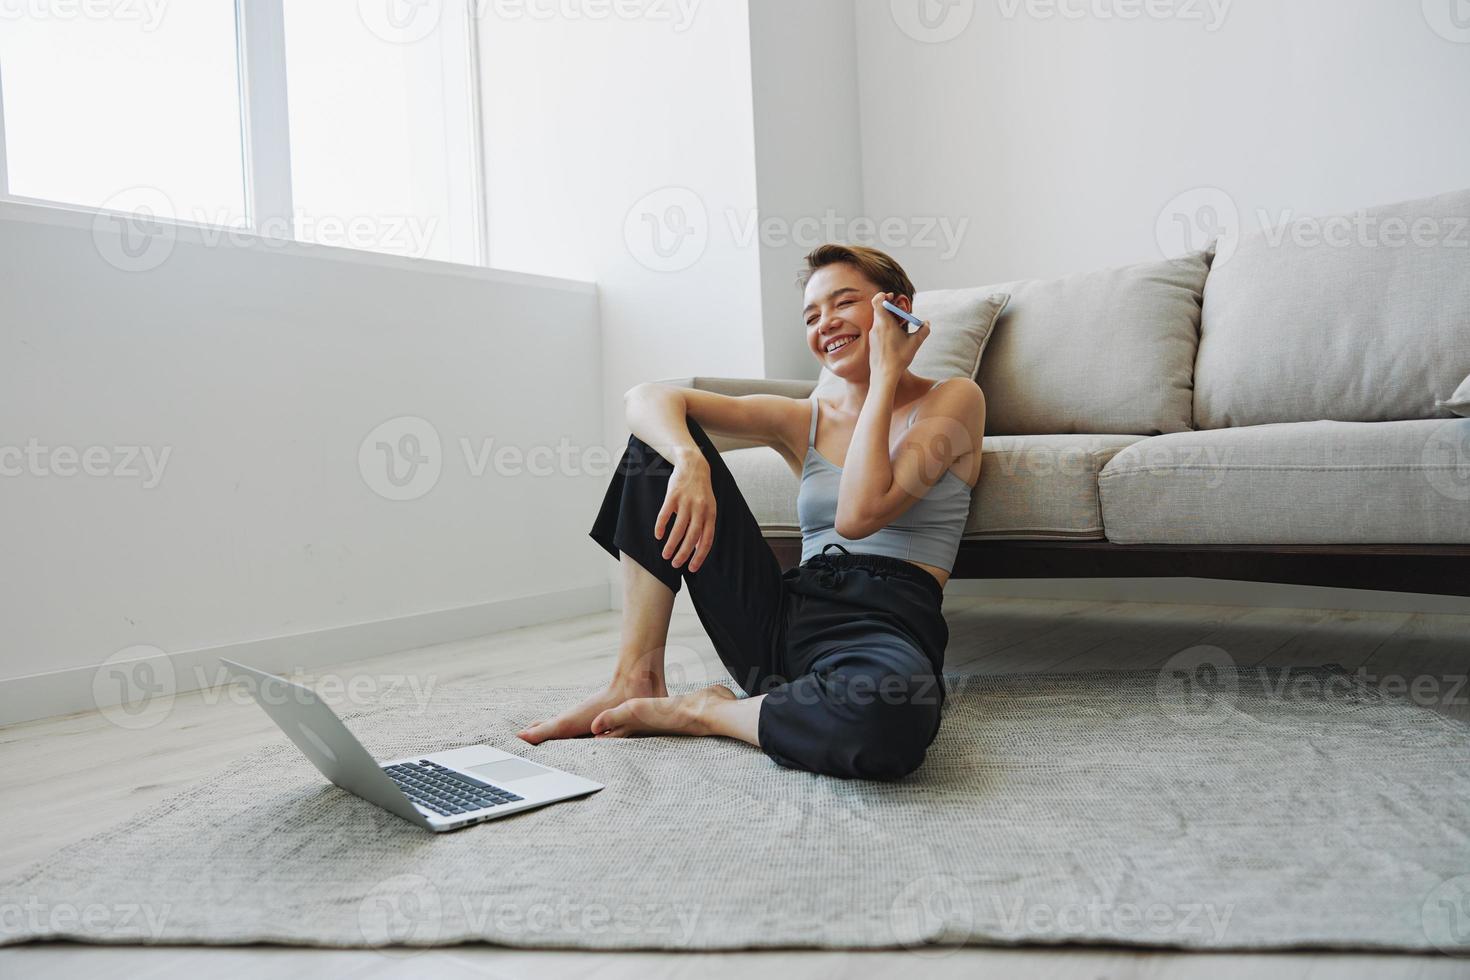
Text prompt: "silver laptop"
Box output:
[[222, 659, 603, 832]]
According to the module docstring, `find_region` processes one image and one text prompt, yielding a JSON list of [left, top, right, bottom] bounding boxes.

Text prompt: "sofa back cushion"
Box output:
[[814, 289, 1010, 396], [1194, 187, 1470, 428], [973, 252, 1212, 435]]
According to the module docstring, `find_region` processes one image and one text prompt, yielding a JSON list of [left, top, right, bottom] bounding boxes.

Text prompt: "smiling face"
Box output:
[[802, 262, 914, 380]]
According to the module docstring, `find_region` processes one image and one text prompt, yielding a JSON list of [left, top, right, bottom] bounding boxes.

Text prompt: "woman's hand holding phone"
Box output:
[[869, 291, 930, 381], [656, 455, 716, 574]]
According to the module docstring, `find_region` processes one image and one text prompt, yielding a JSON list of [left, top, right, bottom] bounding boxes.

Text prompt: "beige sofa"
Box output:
[[662, 188, 1470, 597]]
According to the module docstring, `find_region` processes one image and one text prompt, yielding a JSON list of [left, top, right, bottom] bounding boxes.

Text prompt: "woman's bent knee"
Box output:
[[761, 670, 942, 780], [845, 695, 941, 780]]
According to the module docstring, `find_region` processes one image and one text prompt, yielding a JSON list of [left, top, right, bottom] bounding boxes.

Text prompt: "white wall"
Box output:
[[854, 0, 1470, 288], [474, 2, 767, 459], [748, 0, 867, 381], [0, 203, 606, 721]]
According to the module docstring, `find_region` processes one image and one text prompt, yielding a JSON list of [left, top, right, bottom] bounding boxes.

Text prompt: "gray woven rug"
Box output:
[[3, 666, 1469, 953]]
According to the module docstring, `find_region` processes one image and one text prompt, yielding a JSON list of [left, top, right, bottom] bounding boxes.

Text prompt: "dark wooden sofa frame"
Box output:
[[764, 539, 1470, 598]]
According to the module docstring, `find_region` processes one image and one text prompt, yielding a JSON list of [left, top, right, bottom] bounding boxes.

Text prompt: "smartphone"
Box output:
[[881, 299, 925, 334]]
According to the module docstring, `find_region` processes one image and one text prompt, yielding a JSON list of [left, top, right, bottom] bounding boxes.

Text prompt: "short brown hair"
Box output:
[[797, 244, 917, 300]]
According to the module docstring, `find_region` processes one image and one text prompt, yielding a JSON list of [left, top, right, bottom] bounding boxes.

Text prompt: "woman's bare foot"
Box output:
[[589, 684, 738, 738], [517, 673, 667, 744]]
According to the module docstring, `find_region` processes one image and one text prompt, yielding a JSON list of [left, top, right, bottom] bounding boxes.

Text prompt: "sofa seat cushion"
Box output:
[[1098, 419, 1470, 544], [968, 434, 1145, 538], [1195, 187, 1470, 428], [723, 433, 1143, 542]]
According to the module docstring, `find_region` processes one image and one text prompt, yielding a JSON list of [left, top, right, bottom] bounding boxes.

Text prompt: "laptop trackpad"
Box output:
[[467, 757, 553, 783]]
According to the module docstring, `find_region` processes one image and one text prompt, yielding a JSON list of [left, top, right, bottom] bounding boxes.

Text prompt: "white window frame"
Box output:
[[234, 0, 294, 235], [0, 0, 490, 268], [0, 60, 9, 197]]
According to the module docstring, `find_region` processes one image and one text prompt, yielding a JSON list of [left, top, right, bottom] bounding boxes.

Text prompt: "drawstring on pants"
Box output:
[[808, 542, 851, 588]]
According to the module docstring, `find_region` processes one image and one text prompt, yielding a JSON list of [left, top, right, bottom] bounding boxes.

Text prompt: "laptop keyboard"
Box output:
[[384, 760, 523, 817]]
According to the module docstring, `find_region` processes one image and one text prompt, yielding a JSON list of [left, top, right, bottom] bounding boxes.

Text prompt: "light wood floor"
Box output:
[[3, 594, 1468, 979]]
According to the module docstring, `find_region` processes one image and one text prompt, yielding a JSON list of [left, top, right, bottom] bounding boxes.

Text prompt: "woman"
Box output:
[[518, 244, 986, 780]]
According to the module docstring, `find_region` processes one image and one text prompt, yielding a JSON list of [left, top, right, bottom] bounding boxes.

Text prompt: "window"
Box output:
[[281, 3, 482, 263], [0, 0, 484, 266], [0, 3, 246, 225]]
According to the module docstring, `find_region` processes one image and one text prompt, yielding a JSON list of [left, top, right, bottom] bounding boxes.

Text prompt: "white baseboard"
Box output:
[[0, 584, 611, 727], [941, 577, 1470, 616]]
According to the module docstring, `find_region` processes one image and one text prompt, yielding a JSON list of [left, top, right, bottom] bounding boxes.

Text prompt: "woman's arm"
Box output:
[[623, 384, 707, 470], [835, 293, 985, 538], [622, 385, 716, 573], [835, 376, 985, 539], [625, 383, 808, 469]]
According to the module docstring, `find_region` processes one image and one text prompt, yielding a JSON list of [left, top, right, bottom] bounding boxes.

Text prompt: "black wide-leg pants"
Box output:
[[589, 414, 950, 781]]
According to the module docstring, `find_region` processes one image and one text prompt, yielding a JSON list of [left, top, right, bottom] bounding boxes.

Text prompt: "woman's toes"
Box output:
[[591, 705, 623, 735]]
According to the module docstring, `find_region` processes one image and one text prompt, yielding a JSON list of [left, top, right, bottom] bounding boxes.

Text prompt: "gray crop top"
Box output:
[[796, 377, 975, 572]]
